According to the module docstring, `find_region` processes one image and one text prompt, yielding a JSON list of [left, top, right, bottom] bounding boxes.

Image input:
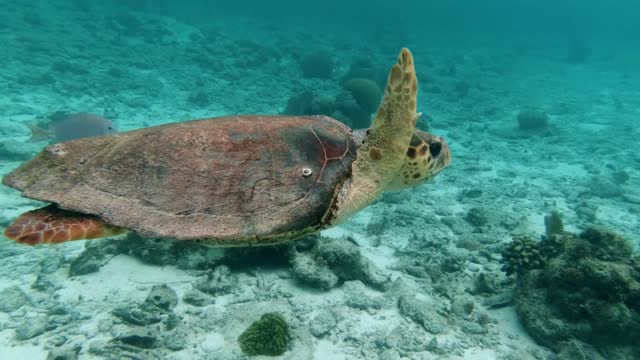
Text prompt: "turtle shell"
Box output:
[[3, 115, 357, 245]]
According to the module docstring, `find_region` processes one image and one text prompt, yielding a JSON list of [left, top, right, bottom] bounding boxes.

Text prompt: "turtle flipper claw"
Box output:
[[370, 48, 418, 155]]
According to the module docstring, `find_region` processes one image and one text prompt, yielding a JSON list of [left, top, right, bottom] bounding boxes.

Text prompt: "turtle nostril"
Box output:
[[429, 142, 442, 157], [301, 167, 313, 177]]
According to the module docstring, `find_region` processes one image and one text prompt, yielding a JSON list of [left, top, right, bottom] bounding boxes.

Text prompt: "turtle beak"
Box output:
[[439, 137, 451, 167], [430, 136, 451, 173]]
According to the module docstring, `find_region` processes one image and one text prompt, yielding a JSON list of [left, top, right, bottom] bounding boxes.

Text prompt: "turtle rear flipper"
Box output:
[[4, 205, 126, 245]]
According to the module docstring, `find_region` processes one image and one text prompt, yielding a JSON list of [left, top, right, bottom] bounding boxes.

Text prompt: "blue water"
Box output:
[[0, 1, 639, 359]]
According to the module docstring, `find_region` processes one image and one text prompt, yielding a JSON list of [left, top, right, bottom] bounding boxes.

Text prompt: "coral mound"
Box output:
[[238, 312, 290, 356], [510, 226, 640, 358]]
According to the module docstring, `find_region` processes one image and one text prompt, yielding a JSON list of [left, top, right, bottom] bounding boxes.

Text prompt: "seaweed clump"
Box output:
[[505, 213, 640, 358], [238, 312, 290, 356]]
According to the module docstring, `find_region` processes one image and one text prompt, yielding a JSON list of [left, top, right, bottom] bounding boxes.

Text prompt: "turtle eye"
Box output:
[[429, 142, 442, 157], [301, 167, 313, 177]]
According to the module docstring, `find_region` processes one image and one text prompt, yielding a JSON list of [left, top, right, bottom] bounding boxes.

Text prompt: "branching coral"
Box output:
[[500, 237, 545, 276]]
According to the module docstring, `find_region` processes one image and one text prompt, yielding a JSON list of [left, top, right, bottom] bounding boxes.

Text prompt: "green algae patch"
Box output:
[[238, 312, 290, 356]]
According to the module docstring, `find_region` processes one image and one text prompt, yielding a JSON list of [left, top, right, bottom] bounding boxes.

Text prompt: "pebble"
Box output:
[[15, 314, 48, 340], [0, 285, 30, 312], [309, 310, 337, 338], [398, 295, 448, 334]]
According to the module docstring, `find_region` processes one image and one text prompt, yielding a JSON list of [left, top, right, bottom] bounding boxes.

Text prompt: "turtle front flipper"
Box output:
[[4, 205, 127, 245], [370, 48, 419, 141], [331, 48, 419, 223]]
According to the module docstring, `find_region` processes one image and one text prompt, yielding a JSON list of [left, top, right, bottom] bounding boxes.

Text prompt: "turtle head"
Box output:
[[329, 48, 451, 225], [349, 127, 450, 191], [386, 129, 450, 190]]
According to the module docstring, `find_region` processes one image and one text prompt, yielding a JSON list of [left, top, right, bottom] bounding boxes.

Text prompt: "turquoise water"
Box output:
[[1, 1, 639, 359]]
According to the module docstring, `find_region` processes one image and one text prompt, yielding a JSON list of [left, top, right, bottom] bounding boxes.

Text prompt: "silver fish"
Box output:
[[27, 112, 118, 143]]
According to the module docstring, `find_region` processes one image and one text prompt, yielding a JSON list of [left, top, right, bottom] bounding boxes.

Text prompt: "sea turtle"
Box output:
[[3, 48, 450, 247]]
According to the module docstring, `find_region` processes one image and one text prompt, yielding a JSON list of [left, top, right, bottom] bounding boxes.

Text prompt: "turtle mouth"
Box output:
[[320, 176, 351, 227], [415, 132, 451, 180], [432, 136, 451, 172], [423, 142, 450, 182]]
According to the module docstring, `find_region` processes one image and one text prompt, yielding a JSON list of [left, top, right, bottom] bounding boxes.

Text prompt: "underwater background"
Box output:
[[1, 0, 639, 359]]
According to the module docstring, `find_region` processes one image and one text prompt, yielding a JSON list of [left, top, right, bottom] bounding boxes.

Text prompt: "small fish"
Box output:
[[27, 112, 118, 143]]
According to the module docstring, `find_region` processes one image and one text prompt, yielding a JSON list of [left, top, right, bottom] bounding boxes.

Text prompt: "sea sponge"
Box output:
[[334, 91, 370, 128], [284, 91, 335, 116], [340, 57, 387, 88], [343, 78, 382, 114], [612, 170, 630, 184], [566, 227, 633, 262], [517, 109, 548, 130], [238, 312, 290, 356], [453, 80, 470, 98], [544, 210, 564, 238], [538, 233, 566, 260], [464, 207, 488, 227], [565, 40, 590, 64], [299, 48, 335, 79]]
